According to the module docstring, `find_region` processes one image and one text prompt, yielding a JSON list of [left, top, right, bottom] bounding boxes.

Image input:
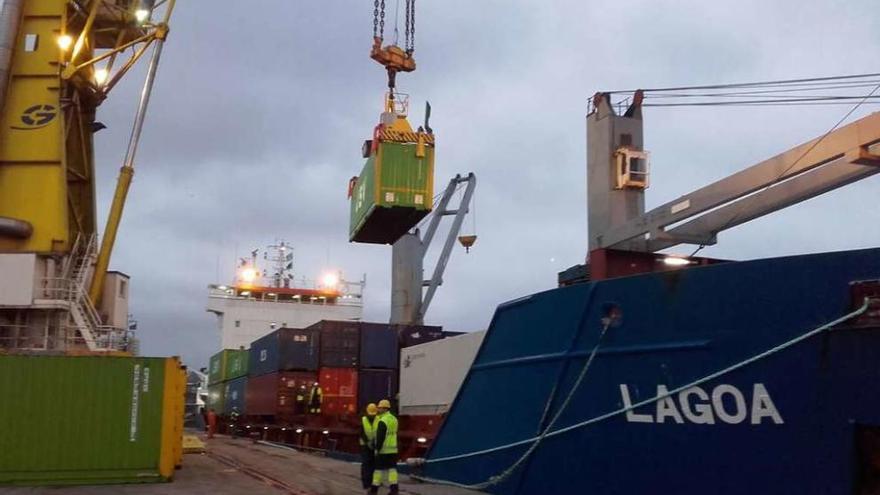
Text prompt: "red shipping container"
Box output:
[[319, 367, 358, 416], [322, 396, 358, 415], [247, 371, 317, 416]]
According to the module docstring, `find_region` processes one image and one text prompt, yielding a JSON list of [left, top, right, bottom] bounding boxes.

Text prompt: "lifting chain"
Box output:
[[405, 0, 415, 54], [373, 0, 386, 40]]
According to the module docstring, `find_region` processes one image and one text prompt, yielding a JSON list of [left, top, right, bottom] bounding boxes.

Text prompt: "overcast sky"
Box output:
[[91, 1, 880, 369]]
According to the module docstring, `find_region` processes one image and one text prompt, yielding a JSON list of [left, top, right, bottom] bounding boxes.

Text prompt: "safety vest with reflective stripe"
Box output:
[[360, 415, 377, 446], [377, 412, 398, 455]]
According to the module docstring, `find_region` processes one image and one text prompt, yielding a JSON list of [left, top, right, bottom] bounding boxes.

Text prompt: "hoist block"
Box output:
[[370, 38, 416, 73]]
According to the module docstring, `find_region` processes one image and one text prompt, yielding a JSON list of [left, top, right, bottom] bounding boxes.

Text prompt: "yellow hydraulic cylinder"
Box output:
[[88, 165, 133, 304]]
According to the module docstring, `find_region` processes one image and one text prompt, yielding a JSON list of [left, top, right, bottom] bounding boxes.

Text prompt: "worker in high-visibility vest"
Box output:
[[359, 403, 379, 491], [308, 382, 323, 414], [371, 399, 399, 495], [295, 384, 308, 415]]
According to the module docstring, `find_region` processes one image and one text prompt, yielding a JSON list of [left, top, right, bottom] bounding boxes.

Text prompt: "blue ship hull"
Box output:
[[424, 248, 880, 494]]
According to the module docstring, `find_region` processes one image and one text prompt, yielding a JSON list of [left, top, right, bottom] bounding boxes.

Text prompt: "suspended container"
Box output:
[[0, 355, 185, 486], [349, 119, 435, 244]]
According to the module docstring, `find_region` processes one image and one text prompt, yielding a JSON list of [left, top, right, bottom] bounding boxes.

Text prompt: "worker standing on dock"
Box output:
[[371, 399, 399, 495], [230, 407, 241, 438], [308, 382, 323, 414], [360, 403, 379, 492], [206, 408, 218, 439]]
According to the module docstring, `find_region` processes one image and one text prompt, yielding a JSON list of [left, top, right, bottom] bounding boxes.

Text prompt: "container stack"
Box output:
[[207, 348, 249, 415], [357, 322, 399, 413], [309, 320, 360, 415], [246, 328, 320, 421]]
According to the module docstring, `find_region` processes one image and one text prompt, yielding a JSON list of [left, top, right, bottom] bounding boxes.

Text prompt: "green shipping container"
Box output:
[[350, 140, 434, 244], [225, 349, 248, 381], [207, 383, 225, 413], [0, 354, 184, 486], [209, 349, 248, 384]]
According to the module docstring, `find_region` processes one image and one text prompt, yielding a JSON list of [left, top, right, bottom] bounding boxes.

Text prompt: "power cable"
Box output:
[[605, 72, 880, 94]]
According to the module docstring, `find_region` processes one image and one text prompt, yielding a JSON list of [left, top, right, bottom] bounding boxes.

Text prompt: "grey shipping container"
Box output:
[[399, 331, 486, 416], [223, 376, 248, 415], [310, 320, 360, 368], [359, 322, 398, 369], [357, 368, 399, 413], [396, 324, 444, 348], [249, 328, 320, 376]]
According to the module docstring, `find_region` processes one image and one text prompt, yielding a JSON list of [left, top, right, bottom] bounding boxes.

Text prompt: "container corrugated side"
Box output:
[[207, 383, 225, 413], [0, 354, 184, 485], [311, 320, 360, 368], [223, 376, 248, 415], [399, 331, 486, 416], [224, 349, 249, 380], [349, 141, 434, 244], [248, 328, 319, 377], [318, 367, 358, 415], [360, 322, 398, 369], [357, 368, 398, 413], [208, 350, 227, 384], [246, 371, 316, 417]]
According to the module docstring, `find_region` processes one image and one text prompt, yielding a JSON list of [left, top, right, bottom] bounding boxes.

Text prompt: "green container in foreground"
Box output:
[[350, 141, 434, 244], [209, 349, 249, 384], [0, 354, 184, 486]]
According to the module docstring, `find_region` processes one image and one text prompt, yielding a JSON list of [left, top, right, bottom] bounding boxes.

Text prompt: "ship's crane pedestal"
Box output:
[[391, 174, 477, 326], [565, 91, 880, 284]]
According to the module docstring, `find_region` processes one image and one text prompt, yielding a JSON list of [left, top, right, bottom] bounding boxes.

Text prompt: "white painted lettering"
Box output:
[[621, 383, 781, 425], [655, 385, 684, 424], [750, 383, 784, 424], [620, 384, 653, 423], [712, 384, 747, 424], [678, 386, 715, 424]]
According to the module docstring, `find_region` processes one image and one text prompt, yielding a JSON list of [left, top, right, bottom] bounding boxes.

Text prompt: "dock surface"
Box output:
[[1, 435, 480, 495]]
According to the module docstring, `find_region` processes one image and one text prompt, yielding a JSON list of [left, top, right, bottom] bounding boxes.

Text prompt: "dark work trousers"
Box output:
[[360, 446, 376, 489]]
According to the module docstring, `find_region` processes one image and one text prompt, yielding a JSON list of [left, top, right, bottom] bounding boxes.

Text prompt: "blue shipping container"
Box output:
[[223, 376, 247, 415], [357, 368, 398, 413], [310, 320, 360, 368], [360, 322, 398, 369], [249, 328, 320, 377]]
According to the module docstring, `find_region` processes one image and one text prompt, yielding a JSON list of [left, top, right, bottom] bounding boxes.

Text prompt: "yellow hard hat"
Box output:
[[377, 399, 392, 409], [366, 403, 378, 415]]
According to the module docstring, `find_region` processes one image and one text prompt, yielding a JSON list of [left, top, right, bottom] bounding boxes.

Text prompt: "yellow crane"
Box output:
[[0, 0, 175, 352]]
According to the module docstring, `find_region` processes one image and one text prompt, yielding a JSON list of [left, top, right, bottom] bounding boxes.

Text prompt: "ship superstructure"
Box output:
[[206, 241, 364, 349]]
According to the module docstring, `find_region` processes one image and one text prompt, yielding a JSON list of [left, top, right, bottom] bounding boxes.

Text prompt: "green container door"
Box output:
[[207, 383, 225, 413], [0, 355, 169, 485], [208, 351, 226, 385], [224, 350, 249, 381], [350, 142, 434, 244]]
